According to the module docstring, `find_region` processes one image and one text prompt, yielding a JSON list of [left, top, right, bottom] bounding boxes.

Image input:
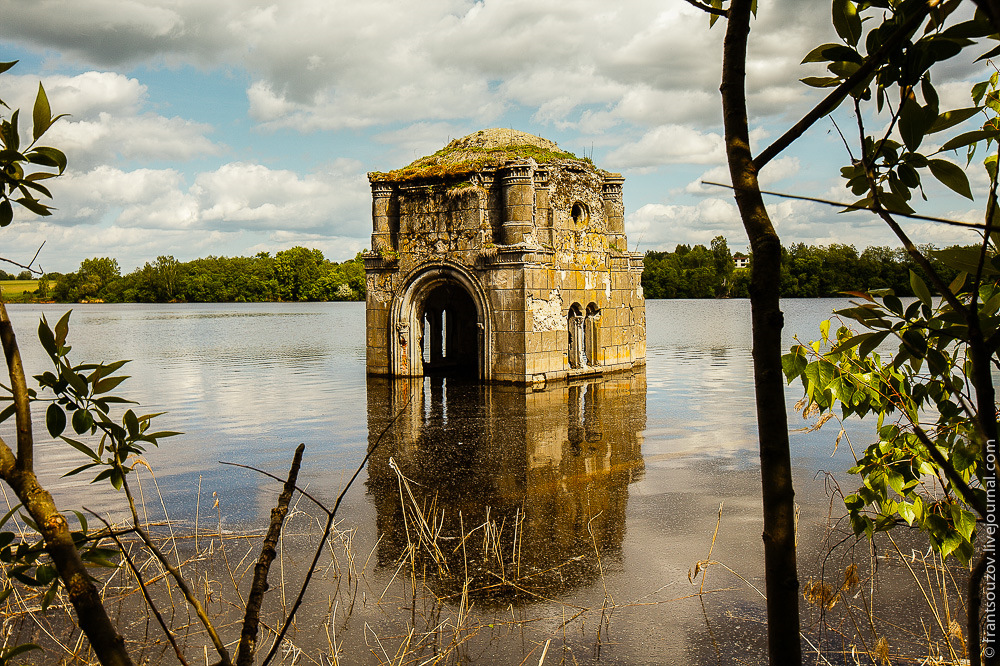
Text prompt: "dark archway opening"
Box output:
[[421, 283, 480, 377]]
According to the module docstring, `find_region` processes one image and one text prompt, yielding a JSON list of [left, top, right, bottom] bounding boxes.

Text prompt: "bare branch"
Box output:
[[235, 443, 304, 666], [0, 241, 46, 275], [86, 508, 190, 666], [219, 460, 329, 513], [0, 302, 33, 470], [680, 0, 728, 17], [260, 395, 412, 666], [119, 471, 232, 666], [702, 181, 993, 229]]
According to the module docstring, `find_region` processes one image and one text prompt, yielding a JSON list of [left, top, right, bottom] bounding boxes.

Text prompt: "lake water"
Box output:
[[0, 299, 944, 664]]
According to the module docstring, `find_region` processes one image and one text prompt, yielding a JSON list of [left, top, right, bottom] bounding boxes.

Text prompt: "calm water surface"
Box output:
[[1, 299, 906, 664]]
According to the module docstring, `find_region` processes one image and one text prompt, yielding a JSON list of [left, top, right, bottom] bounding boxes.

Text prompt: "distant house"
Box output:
[[734, 252, 750, 269]]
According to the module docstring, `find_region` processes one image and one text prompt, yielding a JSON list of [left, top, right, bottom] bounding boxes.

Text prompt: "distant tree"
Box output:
[[275, 246, 324, 301], [77, 257, 120, 300]]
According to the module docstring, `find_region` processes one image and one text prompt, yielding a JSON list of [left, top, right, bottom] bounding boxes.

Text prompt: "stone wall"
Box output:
[[365, 132, 645, 385]]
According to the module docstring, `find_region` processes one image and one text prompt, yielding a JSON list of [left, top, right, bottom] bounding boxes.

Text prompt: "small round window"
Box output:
[[571, 202, 589, 227]]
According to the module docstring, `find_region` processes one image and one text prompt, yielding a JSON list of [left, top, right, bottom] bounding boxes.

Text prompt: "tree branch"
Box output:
[[0, 302, 33, 470], [235, 443, 304, 666], [119, 470, 231, 666], [702, 181, 992, 229], [260, 396, 411, 666], [0, 242, 45, 275], [680, 0, 728, 17], [753, 1, 933, 170]]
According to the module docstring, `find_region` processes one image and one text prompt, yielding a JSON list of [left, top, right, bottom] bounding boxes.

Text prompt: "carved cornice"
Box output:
[[371, 181, 395, 197], [501, 162, 533, 184], [602, 174, 625, 199]]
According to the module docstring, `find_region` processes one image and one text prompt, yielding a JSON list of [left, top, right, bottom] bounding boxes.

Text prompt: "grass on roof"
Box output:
[[370, 143, 591, 184]]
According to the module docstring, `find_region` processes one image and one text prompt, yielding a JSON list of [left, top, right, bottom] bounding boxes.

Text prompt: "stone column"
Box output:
[[501, 163, 534, 245], [371, 181, 394, 253], [602, 174, 626, 248]]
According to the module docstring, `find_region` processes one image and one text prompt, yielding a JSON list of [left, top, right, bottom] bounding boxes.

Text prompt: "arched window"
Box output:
[[571, 202, 589, 228]]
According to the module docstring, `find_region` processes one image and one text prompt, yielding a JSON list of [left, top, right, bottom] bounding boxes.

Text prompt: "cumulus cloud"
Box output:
[[627, 198, 742, 249], [27, 160, 369, 238], [4, 71, 219, 169], [2, 0, 835, 133], [2, 0, 990, 269], [606, 126, 726, 169]]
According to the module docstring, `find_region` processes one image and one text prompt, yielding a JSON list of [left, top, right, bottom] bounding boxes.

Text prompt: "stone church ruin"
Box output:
[[363, 129, 646, 385]]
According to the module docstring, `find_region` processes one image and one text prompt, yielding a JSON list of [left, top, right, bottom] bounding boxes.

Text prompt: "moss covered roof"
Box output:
[[369, 128, 591, 183]]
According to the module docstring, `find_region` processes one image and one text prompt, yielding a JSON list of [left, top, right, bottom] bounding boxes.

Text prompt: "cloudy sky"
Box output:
[[0, 0, 992, 272]]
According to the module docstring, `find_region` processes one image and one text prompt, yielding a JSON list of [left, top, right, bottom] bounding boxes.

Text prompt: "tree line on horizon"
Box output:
[[4, 235, 967, 304], [19, 246, 368, 303], [641, 235, 964, 299]]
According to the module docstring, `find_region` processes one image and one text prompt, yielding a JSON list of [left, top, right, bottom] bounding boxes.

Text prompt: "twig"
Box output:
[[680, 0, 728, 17], [86, 508, 190, 666], [260, 395, 412, 666], [0, 242, 45, 275], [119, 472, 232, 666]]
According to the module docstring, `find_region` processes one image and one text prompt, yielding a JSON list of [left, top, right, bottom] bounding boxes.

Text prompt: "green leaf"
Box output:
[[801, 43, 860, 63], [909, 270, 932, 307], [832, 0, 862, 47], [54, 311, 70, 349], [977, 43, 1000, 63], [124, 409, 139, 438], [45, 403, 65, 438], [899, 96, 928, 151], [927, 107, 981, 134], [940, 129, 997, 152], [782, 348, 808, 383], [31, 83, 50, 143], [93, 376, 128, 394], [63, 462, 100, 478], [71, 408, 92, 435], [25, 147, 67, 174], [858, 330, 890, 358], [0, 403, 14, 426], [709, 0, 722, 27], [14, 196, 52, 217], [955, 508, 977, 542], [60, 436, 100, 462], [927, 158, 973, 199], [0, 199, 11, 228], [800, 76, 842, 88], [37, 318, 56, 358], [0, 61, 18, 76]]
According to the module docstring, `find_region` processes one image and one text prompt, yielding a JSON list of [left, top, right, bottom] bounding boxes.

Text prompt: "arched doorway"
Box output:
[[421, 283, 479, 376], [390, 262, 492, 380]]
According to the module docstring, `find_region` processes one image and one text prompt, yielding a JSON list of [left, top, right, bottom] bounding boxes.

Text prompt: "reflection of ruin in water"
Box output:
[[366, 371, 646, 603]]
